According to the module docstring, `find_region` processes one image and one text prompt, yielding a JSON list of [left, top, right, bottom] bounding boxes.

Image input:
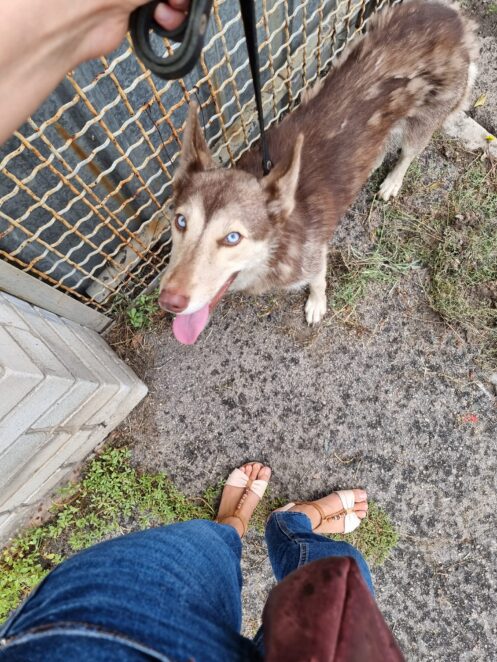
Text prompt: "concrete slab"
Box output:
[[444, 111, 497, 156], [13, 305, 100, 430], [0, 327, 74, 451], [0, 431, 72, 511], [0, 295, 148, 544], [0, 326, 44, 432], [0, 431, 54, 494]]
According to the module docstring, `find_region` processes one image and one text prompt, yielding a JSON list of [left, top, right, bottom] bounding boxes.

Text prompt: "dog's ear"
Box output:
[[262, 133, 304, 219], [174, 102, 216, 191]]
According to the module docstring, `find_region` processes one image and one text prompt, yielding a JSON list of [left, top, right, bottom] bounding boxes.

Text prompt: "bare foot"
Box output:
[[217, 462, 272, 537], [278, 489, 368, 534]]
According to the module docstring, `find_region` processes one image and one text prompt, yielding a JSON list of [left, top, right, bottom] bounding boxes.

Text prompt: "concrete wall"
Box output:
[[0, 292, 147, 544]]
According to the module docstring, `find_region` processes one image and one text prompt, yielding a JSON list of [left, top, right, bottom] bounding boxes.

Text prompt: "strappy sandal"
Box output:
[[216, 466, 270, 536], [278, 489, 364, 534]]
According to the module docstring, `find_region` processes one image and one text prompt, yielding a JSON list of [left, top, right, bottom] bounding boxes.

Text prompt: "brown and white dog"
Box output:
[[159, 0, 478, 344]]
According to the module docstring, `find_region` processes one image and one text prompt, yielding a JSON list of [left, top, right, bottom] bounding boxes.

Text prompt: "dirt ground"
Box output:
[[466, 0, 497, 134], [121, 135, 496, 661], [115, 4, 497, 659]]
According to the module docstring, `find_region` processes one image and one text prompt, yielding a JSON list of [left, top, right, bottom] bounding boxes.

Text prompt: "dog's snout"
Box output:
[[159, 289, 190, 314]]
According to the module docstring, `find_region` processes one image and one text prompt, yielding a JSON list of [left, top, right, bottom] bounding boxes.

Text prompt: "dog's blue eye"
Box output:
[[224, 232, 241, 246], [175, 214, 187, 231]]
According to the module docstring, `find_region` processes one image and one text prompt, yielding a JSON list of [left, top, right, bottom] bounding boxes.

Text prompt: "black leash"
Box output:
[[238, 1, 272, 175], [130, 0, 273, 175]]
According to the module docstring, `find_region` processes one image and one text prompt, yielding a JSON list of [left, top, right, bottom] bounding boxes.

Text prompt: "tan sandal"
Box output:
[[216, 467, 269, 536], [278, 490, 363, 534]]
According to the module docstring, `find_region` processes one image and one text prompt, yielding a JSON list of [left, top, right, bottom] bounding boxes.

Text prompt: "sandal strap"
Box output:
[[218, 465, 270, 537], [294, 501, 327, 527], [324, 508, 347, 521], [295, 496, 361, 533], [336, 489, 355, 511], [335, 490, 362, 533], [226, 469, 268, 499], [216, 515, 247, 537], [225, 467, 269, 499]]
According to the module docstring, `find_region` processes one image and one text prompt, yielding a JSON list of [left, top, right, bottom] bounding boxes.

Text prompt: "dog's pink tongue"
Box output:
[[172, 304, 210, 345]]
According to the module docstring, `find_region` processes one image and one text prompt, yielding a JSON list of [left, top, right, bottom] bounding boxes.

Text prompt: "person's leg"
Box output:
[[265, 489, 374, 596], [1, 522, 253, 662], [1, 463, 271, 662]]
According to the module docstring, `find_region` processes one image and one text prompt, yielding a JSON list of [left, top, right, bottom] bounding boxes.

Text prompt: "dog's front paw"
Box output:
[[305, 293, 327, 325], [379, 171, 403, 201]]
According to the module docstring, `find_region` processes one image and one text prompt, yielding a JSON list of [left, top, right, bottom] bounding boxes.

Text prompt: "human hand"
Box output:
[[76, 1, 191, 66], [0, 0, 190, 144], [155, 0, 191, 32]]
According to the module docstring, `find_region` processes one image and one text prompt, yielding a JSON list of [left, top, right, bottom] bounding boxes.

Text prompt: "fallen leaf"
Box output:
[[485, 135, 495, 142], [474, 93, 487, 108], [459, 413, 479, 425], [131, 333, 144, 349]]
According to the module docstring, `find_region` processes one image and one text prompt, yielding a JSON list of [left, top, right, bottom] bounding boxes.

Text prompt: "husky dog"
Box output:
[[159, 0, 478, 345]]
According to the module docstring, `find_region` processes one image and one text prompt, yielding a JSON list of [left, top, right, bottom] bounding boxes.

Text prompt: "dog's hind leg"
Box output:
[[305, 247, 327, 325], [379, 115, 436, 202], [370, 121, 405, 177]]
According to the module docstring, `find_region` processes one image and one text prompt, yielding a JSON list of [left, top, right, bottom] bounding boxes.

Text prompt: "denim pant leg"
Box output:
[[265, 511, 375, 596], [0, 521, 260, 662]]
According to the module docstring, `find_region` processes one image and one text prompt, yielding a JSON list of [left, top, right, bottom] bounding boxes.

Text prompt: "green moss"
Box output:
[[331, 501, 399, 566], [126, 292, 160, 330]]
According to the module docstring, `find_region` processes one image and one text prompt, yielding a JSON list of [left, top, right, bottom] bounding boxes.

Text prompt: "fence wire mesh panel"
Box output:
[[0, 0, 391, 316]]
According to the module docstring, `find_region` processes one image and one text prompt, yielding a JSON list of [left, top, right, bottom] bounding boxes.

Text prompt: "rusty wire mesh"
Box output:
[[0, 0, 389, 316]]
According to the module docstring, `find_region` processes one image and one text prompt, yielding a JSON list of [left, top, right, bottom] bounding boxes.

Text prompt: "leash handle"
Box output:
[[130, 1, 272, 173], [239, 1, 272, 175], [130, 0, 213, 80]]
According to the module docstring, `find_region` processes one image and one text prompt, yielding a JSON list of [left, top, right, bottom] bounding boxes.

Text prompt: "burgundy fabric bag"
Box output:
[[263, 557, 404, 662]]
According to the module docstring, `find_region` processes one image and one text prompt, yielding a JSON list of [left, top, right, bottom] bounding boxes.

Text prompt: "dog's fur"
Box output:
[[160, 0, 478, 329]]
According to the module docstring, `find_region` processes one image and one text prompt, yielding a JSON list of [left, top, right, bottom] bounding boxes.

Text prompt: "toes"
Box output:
[[240, 462, 271, 482], [352, 489, 368, 515], [240, 462, 260, 477], [249, 462, 262, 479], [259, 466, 272, 481], [353, 489, 367, 503]]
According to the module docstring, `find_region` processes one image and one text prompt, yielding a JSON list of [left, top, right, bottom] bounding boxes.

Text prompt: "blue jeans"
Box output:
[[0, 512, 373, 661]]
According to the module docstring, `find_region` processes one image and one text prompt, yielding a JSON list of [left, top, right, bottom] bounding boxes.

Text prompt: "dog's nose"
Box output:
[[159, 289, 190, 313]]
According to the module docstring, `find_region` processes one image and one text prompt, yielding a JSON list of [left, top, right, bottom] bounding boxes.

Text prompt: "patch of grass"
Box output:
[[330, 235, 421, 313], [390, 158, 497, 365], [0, 449, 399, 621], [0, 448, 211, 620], [331, 151, 497, 366], [0, 531, 55, 625], [332, 501, 399, 566], [125, 292, 160, 330], [105, 289, 165, 378], [488, 3, 497, 15], [110, 290, 160, 331]]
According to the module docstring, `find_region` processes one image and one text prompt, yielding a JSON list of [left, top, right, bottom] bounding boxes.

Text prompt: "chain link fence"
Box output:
[[0, 0, 389, 317]]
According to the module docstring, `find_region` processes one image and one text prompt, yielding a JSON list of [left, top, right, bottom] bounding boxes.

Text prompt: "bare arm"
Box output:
[[0, 0, 189, 144]]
